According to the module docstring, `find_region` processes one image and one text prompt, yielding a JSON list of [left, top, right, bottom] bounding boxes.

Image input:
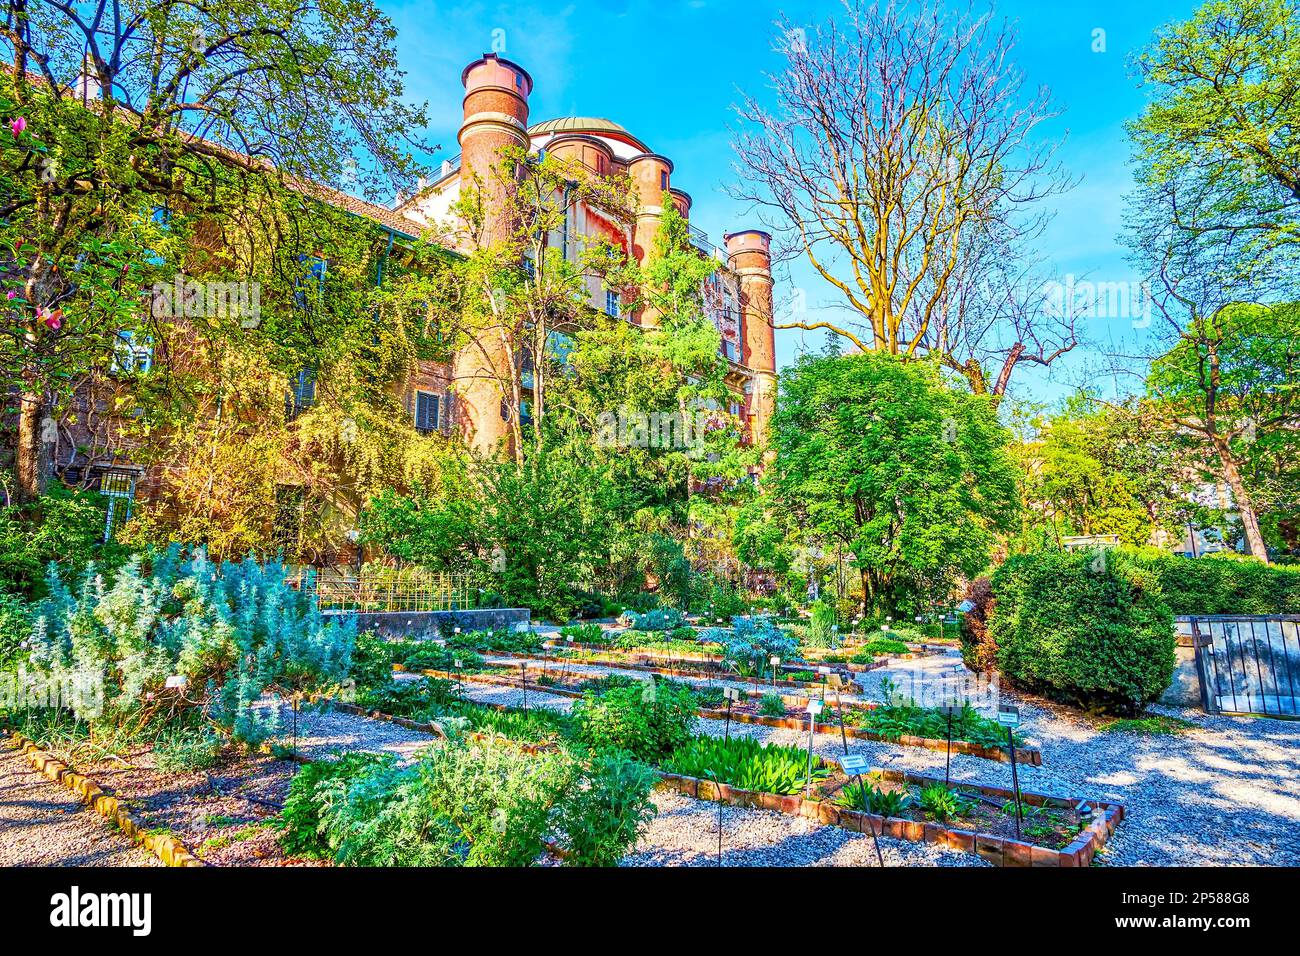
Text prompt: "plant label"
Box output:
[[838, 754, 868, 774], [997, 705, 1020, 728], [770, 655, 781, 666], [722, 687, 742, 702], [806, 700, 824, 717], [940, 702, 961, 717], [817, 666, 831, 675]]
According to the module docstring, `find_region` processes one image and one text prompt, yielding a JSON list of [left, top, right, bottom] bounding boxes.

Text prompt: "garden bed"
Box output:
[[656, 767, 1120, 867], [4, 729, 305, 867], [695, 702, 1041, 764]]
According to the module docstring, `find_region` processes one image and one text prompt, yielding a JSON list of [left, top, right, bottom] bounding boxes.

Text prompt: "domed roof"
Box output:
[[528, 116, 647, 151]]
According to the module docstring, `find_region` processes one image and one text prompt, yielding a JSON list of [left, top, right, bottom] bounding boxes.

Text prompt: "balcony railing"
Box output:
[[689, 224, 713, 256]]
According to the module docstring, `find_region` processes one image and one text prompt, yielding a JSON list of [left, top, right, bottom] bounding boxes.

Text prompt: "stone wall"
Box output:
[[334, 607, 531, 640]]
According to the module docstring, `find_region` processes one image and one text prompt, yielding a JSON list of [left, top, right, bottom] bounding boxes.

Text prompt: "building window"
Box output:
[[286, 368, 316, 419], [112, 330, 153, 374], [523, 255, 535, 279], [660, 171, 668, 190], [414, 390, 440, 434], [97, 468, 137, 543], [294, 255, 328, 308], [605, 290, 620, 318], [722, 339, 738, 362]]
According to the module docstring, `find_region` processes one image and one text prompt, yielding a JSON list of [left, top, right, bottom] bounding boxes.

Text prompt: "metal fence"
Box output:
[[1191, 615, 1300, 717], [290, 569, 476, 613]]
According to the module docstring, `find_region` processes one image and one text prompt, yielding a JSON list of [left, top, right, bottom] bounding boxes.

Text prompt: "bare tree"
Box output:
[[730, 0, 1073, 395]]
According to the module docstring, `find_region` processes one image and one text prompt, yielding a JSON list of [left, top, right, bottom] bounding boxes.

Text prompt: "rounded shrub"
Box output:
[[986, 550, 1175, 714]]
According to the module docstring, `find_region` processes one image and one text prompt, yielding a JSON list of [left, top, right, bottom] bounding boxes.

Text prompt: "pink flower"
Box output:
[[39, 307, 62, 330], [9, 116, 26, 137], [5, 291, 17, 300]]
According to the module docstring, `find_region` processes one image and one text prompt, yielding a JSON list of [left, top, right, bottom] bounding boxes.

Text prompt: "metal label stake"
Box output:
[[839, 753, 884, 867], [805, 699, 823, 797], [998, 704, 1023, 839]]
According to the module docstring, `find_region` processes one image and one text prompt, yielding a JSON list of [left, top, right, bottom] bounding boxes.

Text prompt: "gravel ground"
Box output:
[[0, 738, 160, 867], [265, 700, 440, 764], [623, 789, 987, 867]]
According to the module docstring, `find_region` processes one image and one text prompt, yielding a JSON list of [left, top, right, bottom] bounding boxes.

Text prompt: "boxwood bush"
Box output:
[[1134, 550, 1300, 616], [985, 550, 1175, 714]]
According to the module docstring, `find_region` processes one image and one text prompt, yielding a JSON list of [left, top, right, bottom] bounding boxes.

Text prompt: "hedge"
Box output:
[[984, 550, 1176, 715], [1131, 549, 1300, 616]]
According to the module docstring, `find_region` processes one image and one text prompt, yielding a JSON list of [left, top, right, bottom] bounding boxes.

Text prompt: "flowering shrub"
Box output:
[[25, 546, 354, 744]]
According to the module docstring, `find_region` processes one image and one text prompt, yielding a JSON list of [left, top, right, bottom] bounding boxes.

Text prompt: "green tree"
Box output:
[[1130, 0, 1300, 285], [769, 352, 1019, 613]]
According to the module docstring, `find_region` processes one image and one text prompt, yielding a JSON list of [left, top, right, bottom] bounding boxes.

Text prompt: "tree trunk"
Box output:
[[1211, 435, 1269, 563], [15, 384, 48, 501]]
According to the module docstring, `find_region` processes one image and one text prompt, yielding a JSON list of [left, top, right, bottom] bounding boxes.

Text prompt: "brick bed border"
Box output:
[[656, 768, 1122, 867], [3, 730, 204, 867], [413, 668, 1040, 765]]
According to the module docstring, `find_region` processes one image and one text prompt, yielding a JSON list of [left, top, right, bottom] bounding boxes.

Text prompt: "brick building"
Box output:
[[43, 53, 778, 551]]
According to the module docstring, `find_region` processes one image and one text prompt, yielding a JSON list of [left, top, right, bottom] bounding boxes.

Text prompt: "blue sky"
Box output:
[[378, 0, 1202, 405]]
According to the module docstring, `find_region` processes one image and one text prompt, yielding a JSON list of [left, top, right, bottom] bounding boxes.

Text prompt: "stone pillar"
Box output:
[[726, 230, 777, 452], [452, 54, 532, 458]]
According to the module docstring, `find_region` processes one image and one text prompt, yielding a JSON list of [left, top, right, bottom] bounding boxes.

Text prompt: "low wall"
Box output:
[[1160, 617, 1202, 707], [333, 608, 530, 640]]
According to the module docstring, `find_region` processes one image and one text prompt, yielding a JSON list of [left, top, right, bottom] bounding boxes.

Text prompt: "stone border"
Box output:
[[4, 730, 204, 867], [656, 767, 1121, 867]]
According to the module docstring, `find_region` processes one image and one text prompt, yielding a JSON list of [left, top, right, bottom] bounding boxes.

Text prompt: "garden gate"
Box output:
[[1190, 615, 1300, 717]]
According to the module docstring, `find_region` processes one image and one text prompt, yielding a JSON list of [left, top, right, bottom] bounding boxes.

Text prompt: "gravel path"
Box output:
[[0, 738, 160, 867], [265, 701, 439, 764], [624, 789, 987, 867]]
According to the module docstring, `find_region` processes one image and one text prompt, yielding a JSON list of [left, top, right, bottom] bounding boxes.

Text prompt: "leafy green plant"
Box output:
[[447, 627, 544, 655], [620, 607, 685, 632], [985, 549, 1176, 713], [555, 751, 658, 866], [758, 693, 787, 717], [663, 736, 830, 795], [917, 783, 975, 823], [837, 779, 914, 817], [559, 623, 605, 644], [707, 615, 798, 677], [356, 676, 460, 720], [571, 680, 696, 761]]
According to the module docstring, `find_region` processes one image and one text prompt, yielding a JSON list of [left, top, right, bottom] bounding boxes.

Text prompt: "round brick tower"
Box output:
[[725, 230, 777, 453], [627, 152, 674, 328], [452, 54, 532, 458]]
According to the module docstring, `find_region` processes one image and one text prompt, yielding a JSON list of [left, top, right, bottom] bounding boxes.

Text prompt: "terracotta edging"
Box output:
[[4, 730, 205, 867], [654, 768, 1121, 867]]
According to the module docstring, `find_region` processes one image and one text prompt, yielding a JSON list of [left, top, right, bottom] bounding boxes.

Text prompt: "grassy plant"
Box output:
[[1099, 714, 1196, 735], [663, 736, 830, 795]]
